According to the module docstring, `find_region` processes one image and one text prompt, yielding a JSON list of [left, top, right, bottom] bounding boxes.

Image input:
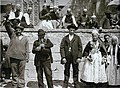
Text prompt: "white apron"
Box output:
[[81, 41, 107, 83]]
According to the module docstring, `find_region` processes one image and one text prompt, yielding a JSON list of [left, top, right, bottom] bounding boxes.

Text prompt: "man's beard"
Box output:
[[16, 32, 21, 36]]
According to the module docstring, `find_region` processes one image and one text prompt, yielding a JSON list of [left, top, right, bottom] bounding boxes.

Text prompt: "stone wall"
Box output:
[[0, 28, 120, 84]]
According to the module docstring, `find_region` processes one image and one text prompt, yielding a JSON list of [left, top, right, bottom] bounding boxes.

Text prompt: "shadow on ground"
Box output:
[[3, 80, 120, 88], [27, 80, 75, 88], [27, 81, 120, 88]]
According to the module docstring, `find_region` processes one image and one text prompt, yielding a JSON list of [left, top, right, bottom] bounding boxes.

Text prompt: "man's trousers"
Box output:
[[35, 60, 53, 88], [10, 58, 26, 87], [63, 52, 79, 88]]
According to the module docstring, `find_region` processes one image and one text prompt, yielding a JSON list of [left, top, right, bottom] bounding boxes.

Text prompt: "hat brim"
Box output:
[[67, 25, 78, 30]]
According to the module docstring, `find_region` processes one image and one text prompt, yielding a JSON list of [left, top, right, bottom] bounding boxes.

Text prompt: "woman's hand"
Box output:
[[35, 46, 41, 51], [87, 56, 93, 62], [101, 57, 107, 65], [117, 65, 120, 69], [76, 58, 81, 63], [62, 58, 67, 64], [87, 54, 93, 62]]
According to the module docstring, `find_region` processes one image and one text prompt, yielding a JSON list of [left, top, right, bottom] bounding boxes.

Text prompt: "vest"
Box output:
[[65, 15, 73, 23]]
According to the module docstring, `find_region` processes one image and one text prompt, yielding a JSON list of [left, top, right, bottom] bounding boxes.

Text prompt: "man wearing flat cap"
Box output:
[[32, 29, 53, 88], [4, 19, 29, 88], [60, 24, 82, 88]]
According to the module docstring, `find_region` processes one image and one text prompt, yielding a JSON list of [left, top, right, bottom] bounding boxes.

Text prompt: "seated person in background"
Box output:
[[77, 8, 90, 29], [3, 14, 20, 29], [61, 8, 77, 28], [39, 15, 54, 30], [88, 14, 99, 29], [111, 12, 120, 29], [39, 4, 49, 20], [49, 6, 60, 28], [2, 4, 22, 26], [9, 19, 20, 29], [100, 10, 112, 29], [8, 4, 23, 21], [117, 12, 120, 28], [21, 7, 34, 28]]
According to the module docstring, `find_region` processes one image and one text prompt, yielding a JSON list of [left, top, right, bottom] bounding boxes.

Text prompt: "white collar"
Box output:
[[69, 34, 74, 41], [17, 35, 23, 40]]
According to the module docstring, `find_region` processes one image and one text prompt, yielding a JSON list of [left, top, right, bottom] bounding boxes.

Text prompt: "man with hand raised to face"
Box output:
[[60, 24, 82, 88], [32, 29, 53, 88]]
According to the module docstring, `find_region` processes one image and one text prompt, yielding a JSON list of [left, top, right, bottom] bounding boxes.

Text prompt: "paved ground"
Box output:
[[1, 80, 75, 88], [1, 80, 120, 88]]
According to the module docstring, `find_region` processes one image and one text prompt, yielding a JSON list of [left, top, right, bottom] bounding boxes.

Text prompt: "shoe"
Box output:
[[62, 81, 68, 88], [74, 81, 80, 88], [74, 84, 80, 88]]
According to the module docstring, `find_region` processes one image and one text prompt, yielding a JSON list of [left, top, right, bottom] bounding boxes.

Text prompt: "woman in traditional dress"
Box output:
[[107, 36, 120, 87], [81, 30, 108, 88]]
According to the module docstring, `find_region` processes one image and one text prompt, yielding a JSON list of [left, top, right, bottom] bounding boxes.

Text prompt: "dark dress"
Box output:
[[107, 45, 120, 85]]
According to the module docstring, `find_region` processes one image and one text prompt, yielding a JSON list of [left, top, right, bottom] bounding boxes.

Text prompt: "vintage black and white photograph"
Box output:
[[0, 0, 120, 88]]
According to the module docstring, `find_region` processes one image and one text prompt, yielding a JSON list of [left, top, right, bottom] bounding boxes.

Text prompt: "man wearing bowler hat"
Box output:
[[60, 24, 82, 88], [4, 19, 29, 88], [32, 29, 53, 88]]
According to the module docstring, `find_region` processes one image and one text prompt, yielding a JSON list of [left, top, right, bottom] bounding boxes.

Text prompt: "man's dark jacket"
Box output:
[[60, 34, 82, 64], [32, 39, 53, 66]]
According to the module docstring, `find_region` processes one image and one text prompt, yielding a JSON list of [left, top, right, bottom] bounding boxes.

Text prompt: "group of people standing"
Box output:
[[81, 31, 120, 88], [0, 3, 120, 88], [1, 18, 120, 88], [60, 24, 120, 88]]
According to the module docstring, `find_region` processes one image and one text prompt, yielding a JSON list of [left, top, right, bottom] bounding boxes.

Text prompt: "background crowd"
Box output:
[[1, 1, 120, 30]]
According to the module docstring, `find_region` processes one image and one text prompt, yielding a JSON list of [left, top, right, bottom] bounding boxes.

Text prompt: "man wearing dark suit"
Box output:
[[60, 24, 83, 88], [32, 29, 53, 88]]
